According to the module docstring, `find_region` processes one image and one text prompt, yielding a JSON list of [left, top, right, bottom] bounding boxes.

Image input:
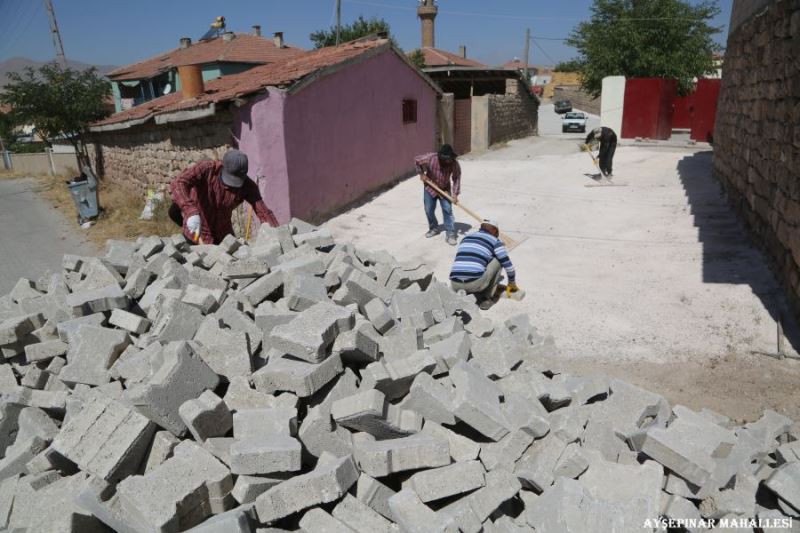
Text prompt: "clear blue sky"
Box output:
[[0, 0, 733, 68]]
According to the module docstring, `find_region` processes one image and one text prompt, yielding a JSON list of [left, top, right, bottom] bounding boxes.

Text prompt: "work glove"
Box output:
[[186, 215, 201, 241], [579, 144, 590, 152], [507, 282, 520, 294]]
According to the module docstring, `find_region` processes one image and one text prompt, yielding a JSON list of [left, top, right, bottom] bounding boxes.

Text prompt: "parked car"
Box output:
[[554, 99, 573, 113], [562, 111, 588, 133]]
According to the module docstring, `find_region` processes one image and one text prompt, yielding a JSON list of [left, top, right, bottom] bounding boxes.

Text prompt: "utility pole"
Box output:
[[335, 0, 342, 46], [523, 28, 531, 82], [43, 0, 67, 67]]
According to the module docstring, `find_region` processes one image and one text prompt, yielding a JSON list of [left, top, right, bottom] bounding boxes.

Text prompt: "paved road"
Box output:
[[537, 102, 601, 137], [0, 178, 97, 294]]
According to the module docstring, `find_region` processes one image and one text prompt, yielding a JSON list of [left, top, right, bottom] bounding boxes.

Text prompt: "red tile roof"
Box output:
[[108, 34, 304, 81], [94, 39, 428, 128], [410, 47, 486, 68]]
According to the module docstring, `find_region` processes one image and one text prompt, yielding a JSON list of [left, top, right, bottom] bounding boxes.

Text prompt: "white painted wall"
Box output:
[[601, 76, 626, 136]]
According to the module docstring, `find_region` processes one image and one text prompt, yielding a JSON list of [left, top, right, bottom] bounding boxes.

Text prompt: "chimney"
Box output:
[[459, 45, 466, 58], [273, 32, 284, 48], [252, 25, 262, 37], [417, 0, 438, 48], [178, 65, 204, 100], [222, 31, 235, 42], [180, 37, 191, 49]]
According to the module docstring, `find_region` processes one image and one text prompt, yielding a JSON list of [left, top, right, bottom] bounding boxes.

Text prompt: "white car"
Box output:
[[562, 112, 588, 133]]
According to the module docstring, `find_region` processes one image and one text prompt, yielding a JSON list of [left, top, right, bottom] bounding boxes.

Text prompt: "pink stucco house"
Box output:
[[90, 38, 441, 223]]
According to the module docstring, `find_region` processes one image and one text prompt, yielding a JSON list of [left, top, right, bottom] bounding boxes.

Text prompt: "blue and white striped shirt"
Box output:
[[450, 230, 516, 283]]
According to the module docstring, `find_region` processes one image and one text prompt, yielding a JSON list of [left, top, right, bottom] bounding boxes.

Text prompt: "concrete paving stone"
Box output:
[[388, 489, 457, 533], [269, 302, 354, 363], [51, 392, 155, 482], [298, 404, 354, 458], [581, 416, 629, 462], [514, 433, 569, 492], [765, 462, 800, 513], [0, 312, 44, 346], [29, 319, 60, 344], [138, 236, 164, 259], [469, 335, 527, 379], [777, 497, 800, 518], [378, 349, 436, 400], [252, 353, 343, 398], [332, 318, 381, 365], [192, 331, 253, 380], [547, 406, 589, 443], [4, 387, 68, 411], [254, 302, 297, 340], [757, 506, 800, 533], [234, 407, 297, 440], [138, 274, 183, 313], [111, 342, 160, 385], [0, 474, 19, 529], [352, 432, 450, 477], [390, 288, 445, 323], [19, 365, 47, 389], [0, 365, 17, 394], [378, 324, 423, 359], [217, 304, 263, 353], [9, 279, 42, 303], [271, 255, 327, 278], [298, 507, 353, 533], [553, 442, 590, 480], [241, 270, 285, 307], [16, 293, 71, 325], [580, 453, 664, 522], [277, 244, 319, 265], [62, 254, 84, 272], [405, 459, 485, 503], [104, 240, 137, 275], [65, 283, 129, 317], [143, 430, 181, 473], [283, 272, 329, 312], [24, 339, 68, 363], [449, 361, 510, 441], [232, 473, 292, 505], [109, 308, 151, 335], [363, 298, 395, 334], [256, 224, 295, 252], [202, 436, 234, 467], [742, 410, 795, 449], [222, 259, 269, 280], [385, 262, 434, 291], [355, 473, 396, 521], [699, 472, 758, 520], [59, 324, 130, 386], [436, 497, 482, 533], [145, 288, 184, 326], [12, 472, 107, 533], [45, 355, 66, 375], [113, 440, 233, 532], [125, 341, 220, 436], [230, 435, 302, 475], [331, 493, 398, 533], [293, 228, 335, 249], [331, 389, 422, 439], [151, 301, 203, 343], [421, 421, 481, 462], [426, 330, 471, 374], [396, 373, 456, 425], [182, 284, 224, 314], [502, 391, 551, 438], [481, 430, 534, 471], [254, 453, 358, 524], [224, 376, 290, 412], [179, 390, 233, 442], [422, 317, 462, 345], [186, 506, 254, 533], [333, 270, 393, 310], [776, 441, 800, 464], [73, 257, 124, 292], [661, 492, 703, 525]]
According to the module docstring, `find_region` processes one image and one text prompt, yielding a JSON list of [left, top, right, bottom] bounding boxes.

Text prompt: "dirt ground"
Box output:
[[326, 104, 800, 423]]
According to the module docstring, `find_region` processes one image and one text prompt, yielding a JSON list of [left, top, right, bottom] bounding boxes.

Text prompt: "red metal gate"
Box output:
[[621, 78, 677, 139], [453, 99, 471, 155], [689, 79, 721, 143]]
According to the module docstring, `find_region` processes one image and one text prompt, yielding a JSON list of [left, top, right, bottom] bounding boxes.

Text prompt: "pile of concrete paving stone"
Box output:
[[0, 218, 799, 533]]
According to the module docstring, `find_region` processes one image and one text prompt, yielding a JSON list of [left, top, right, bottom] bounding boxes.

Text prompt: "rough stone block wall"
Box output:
[[88, 110, 234, 195], [553, 86, 601, 116], [713, 0, 800, 311], [488, 80, 539, 145]]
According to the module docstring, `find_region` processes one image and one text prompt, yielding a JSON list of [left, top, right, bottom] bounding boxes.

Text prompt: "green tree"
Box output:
[[566, 0, 722, 96], [408, 49, 427, 69], [553, 59, 585, 73], [0, 62, 111, 168], [310, 16, 396, 48]]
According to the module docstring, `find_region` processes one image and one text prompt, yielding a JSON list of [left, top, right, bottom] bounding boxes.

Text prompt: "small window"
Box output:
[[402, 99, 417, 124]]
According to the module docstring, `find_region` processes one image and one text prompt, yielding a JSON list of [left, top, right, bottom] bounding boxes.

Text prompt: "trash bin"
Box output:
[[67, 166, 99, 224]]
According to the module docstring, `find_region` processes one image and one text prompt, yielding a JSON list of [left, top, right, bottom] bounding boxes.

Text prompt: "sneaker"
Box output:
[[425, 229, 440, 238], [446, 234, 458, 246]]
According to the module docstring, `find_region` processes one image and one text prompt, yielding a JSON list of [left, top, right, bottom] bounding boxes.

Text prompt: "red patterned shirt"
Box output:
[[169, 160, 278, 244], [415, 153, 461, 198]]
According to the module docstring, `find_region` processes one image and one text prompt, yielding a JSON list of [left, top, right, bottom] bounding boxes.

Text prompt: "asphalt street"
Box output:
[[0, 177, 97, 294]]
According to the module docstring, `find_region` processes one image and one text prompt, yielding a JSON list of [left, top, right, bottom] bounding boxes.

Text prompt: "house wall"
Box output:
[[601, 76, 626, 135], [233, 89, 293, 224], [281, 51, 438, 222], [713, 0, 800, 311], [88, 109, 234, 195], [487, 78, 539, 145]]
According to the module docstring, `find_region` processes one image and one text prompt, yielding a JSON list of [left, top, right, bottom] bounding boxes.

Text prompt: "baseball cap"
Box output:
[[482, 218, 499, 231], [220, 149, 249, 188]]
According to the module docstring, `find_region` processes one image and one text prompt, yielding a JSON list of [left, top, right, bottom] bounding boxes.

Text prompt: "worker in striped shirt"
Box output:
[[450, 219, 519, 309]]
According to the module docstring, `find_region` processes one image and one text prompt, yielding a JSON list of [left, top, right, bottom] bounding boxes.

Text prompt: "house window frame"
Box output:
[[402, 99, 418, 124]]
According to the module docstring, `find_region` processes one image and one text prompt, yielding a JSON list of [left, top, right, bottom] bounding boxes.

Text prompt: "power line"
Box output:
[[0, 1, 42, 60], [531, 38, 557, 66]]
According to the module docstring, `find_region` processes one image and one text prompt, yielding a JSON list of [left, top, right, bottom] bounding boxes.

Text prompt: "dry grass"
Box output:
[[33, 172, 177, 247], [0, 170, 28, 180]]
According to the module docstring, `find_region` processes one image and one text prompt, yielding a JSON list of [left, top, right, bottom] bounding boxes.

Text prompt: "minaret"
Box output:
[[417, 0, 438, 48]]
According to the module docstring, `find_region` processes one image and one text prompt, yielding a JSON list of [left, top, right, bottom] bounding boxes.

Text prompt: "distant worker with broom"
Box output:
[[169, 149, 279, 244], [450, 219, 519, 309], [583, 126, 618, 177], [415, 144, 461, 246]]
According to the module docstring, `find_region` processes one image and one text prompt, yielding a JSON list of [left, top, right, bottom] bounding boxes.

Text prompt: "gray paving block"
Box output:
[[230, 435, 302, 475], [0, 474, 19, 529], [405, 460, 485, 503], [330, 494, 397, 533], [51, 392, 155, 481], [395, 372, 456, 425], [580, 454, 664, 523], [66, 284, 129, 317], [222, 259, 270, 280], [388, 489, 457, 533], [151, 301, 203, 343], [224, 376, 290, 412], [298, 507, 353, 533], [421, 421, 481, 462], [298, 404, 354, 459], [179, 390, 233, 442], [363, 298, 395, 334], [254, 303, 297, 341], [332, 389, 421, 439], [193, 330, 253, 380], [143, 430, 181, 473], [514, 433, 569, 492], [481, 430, 534, 471], [234, 407, 297, 440], [356, 474, 396, 521], [123, 268, 155, 300], [553, 441, 590, 479], [502, 391, 550, 438], [182, 284, 224, 314], [269, 302, 354, 363], [293, 228, 335, 249], [9, 279, 42, 303], [377, 349, 437, 400], [378, 324, 423, 359], [332, 318, 380, 365], [0, 313, 45, 346], [232, 473, 291, 505], [352, 432, 450, 477], [252, 353, 343, 398], [24, 339, 68, 363], [449, 361, 510, 441], [765, 462, 800, 513], [125, 341, 220, 436], [283, 272, 329, 311], [60, 325, 130, 386], [3, 387, 68, 411], [0, 403, 22, 457], [109, 308, 151, 335], [241, 271, 286, 307], [333, 270, 392, 310], [254, 453, 358, 524]]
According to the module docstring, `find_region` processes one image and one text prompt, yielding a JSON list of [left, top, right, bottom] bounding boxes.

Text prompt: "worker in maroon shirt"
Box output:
[[168, 149, 279, 244], [415, 144, 462, 246]]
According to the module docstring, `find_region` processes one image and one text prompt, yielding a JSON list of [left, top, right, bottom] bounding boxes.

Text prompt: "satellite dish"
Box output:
[[163, 83, 172, 95]]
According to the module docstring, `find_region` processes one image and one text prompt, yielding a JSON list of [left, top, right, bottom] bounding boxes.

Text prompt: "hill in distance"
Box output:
[[0, 56, 118, 87]]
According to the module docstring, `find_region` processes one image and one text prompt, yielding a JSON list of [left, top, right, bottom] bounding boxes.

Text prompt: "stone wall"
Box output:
[[553, 86, 601, 116], [488, 79, 539, 146], [713, 0, 800, 310], [88, 110, 234, 195]]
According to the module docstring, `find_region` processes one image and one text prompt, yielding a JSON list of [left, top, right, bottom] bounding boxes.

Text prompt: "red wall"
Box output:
[[621, 78, 676, 140], [672, 94, 693, 129], [690, 79, 721, 143]]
